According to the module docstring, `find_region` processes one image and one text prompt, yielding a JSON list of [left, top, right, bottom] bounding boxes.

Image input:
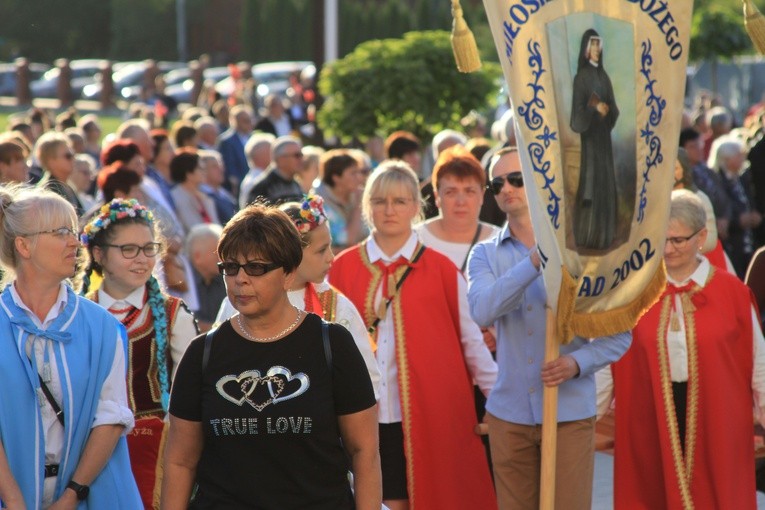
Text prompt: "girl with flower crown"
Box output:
[[79, 198, 198, 509], [217, 194, 380, 397]]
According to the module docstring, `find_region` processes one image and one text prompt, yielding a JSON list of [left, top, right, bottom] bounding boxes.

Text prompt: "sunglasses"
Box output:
[[217, 261, 281, 277], [489, 172, 524, 195]]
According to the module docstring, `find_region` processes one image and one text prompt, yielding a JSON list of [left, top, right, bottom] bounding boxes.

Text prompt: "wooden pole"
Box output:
[[540, 307, 559, 510]]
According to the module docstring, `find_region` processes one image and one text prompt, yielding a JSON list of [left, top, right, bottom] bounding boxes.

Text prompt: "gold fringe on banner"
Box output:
[[556, 266, 580, 344], [556, 264, 667, 343], [745, 0, 765, 54], [451, 0, 482, 73]]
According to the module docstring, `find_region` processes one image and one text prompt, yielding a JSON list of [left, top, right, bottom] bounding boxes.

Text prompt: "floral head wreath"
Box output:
[[80, 198, 154, 246], [294, 194, 327, 234]]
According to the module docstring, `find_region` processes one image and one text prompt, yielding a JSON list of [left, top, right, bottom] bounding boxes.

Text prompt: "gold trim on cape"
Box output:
[[654, 269, 710, 510]]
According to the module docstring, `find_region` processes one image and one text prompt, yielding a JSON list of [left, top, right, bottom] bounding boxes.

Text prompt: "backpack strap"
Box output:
[[203, 327, 216, 373]]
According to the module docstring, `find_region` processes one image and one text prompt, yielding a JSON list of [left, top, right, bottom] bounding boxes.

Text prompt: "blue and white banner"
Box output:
[[482, 0, 693, 341]]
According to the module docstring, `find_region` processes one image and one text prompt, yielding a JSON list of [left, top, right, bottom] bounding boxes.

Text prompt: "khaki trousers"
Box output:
[[486, 413, 595, 510]]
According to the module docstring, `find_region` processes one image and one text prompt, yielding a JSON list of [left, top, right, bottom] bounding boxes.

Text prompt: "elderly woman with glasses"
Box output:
[[329, 161, 498, 510], [598, 189, 765, 509], [79, 198, 197, 509], [0, 185, 140, 509], [162, 203, 380, 510]]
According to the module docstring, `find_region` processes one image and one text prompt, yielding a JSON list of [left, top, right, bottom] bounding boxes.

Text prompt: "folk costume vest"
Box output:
[[612, 267, 756, 510], [87, 285, 183, 509], [0, 286, 141, 509], [329, 242, 497, 510]]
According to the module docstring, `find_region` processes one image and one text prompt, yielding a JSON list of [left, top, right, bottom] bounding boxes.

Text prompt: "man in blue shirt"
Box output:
[[467, 147, 631, 510]]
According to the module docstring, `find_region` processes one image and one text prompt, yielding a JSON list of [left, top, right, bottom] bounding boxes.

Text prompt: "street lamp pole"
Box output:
[[324, 0, 338, 64]]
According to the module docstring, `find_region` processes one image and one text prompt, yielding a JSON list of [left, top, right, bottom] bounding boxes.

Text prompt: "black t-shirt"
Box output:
[[170, 314, 376, 509]]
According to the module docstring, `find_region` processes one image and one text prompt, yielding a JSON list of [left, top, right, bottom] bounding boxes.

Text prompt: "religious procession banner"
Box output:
[[482, 0, 693, 342]]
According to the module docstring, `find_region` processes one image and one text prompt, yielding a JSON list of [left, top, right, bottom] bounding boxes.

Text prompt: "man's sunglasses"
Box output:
[[217, 261, 281, 277], [489, 172, 524, 195]]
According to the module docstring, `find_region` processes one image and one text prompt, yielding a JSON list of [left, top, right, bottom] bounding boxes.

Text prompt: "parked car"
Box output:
[[0, 62, 50, 96], [215, 61, 314, 100], [119, 65, 193, 101], [81, 60, 186, 101], [30, 59, 104, 98], [165, 66, 231, 104]]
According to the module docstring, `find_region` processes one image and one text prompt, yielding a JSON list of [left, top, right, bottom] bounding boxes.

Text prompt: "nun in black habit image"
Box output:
[[570, 28, 619, 251]]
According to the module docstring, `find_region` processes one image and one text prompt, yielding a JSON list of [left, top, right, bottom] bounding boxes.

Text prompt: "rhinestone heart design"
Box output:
[[216, 370, 285, 411]]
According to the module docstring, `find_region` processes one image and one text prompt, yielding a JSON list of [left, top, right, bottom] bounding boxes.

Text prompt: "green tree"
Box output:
[[690, 1, 752, 92], [317, 30, 500, 143]]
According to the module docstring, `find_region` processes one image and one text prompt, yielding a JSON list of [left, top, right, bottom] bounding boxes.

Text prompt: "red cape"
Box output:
[[612, 267, 756, 509], [329, 243, 496, 510]]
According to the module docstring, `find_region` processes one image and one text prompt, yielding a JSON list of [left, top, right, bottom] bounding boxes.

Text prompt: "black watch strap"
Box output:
[[66, 480, 89, 500]]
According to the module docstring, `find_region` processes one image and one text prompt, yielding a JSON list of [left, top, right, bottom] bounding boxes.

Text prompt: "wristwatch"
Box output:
[[66, 480, 90, 501]]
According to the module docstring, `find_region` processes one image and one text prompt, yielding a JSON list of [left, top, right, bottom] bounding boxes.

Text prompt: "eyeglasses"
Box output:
[[217, 261, 281, 277], [282, 152, 303, 159], [369, 197, 414, 209], [489, 172, 524, 195], [25, 226, 78, 239], [665, 229, 702, 249], [103, 242, 162, 259]]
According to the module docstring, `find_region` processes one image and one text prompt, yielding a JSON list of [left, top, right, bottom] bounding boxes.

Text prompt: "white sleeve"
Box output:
[[457, 274, 498, 396], [170, 303, 198, 380], [335, 294, 381, 400], [595, 365, 614, 420], [750, 306, 765, 427], [216, 296, 237, 324], [93, 334, 135, 433]]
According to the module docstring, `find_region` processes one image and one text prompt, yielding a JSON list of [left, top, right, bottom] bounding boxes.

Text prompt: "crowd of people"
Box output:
[[0, 85, 762, 509]]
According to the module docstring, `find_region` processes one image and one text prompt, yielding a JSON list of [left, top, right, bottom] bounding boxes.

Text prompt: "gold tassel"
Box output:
[[744, 0, 765, 55], [451, 0, 482, 73]]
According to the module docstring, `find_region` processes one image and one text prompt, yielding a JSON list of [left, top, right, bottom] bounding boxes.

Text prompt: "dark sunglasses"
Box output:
[[217, 261, 281, 277], [489, 172, 524, 195]]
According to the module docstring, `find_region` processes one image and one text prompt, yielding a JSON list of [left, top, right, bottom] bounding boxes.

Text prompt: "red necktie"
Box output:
[[373, 256, 410, 301], [665, 281, 696, 332]]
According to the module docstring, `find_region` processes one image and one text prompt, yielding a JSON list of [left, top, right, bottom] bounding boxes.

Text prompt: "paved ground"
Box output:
[[591, 453, 765, 509]]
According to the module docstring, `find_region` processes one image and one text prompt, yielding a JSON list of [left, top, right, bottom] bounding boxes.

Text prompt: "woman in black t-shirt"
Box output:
[[161, 203, 381, 510]]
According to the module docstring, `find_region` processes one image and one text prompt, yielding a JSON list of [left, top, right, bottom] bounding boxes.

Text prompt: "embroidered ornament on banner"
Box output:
[[481, 0, 694, 341]]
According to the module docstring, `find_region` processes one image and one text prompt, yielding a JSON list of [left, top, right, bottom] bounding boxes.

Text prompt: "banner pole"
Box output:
[[540, 306, 559, 510]]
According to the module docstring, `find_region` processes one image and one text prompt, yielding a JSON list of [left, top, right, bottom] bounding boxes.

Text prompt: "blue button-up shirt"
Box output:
[[467, 224, 631, 425]]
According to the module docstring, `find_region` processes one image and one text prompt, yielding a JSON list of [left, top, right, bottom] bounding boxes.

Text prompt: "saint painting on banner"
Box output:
[[570, 29, 619, 251], [546, 14, 638, 258]]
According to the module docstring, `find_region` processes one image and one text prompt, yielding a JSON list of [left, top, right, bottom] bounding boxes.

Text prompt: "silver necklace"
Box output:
[[237, 307, 303, 342]]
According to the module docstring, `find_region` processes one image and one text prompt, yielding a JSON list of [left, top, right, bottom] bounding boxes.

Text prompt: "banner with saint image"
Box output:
[[482, 0, 693, 341]]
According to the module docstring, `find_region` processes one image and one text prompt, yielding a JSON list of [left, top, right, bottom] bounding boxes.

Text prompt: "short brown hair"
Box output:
[[431, 145, 485, 190], [384, 131, 420, 160], [217, 204, 303, 273], [0, 140, 27, 165], [320, 149, 357, 187]]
